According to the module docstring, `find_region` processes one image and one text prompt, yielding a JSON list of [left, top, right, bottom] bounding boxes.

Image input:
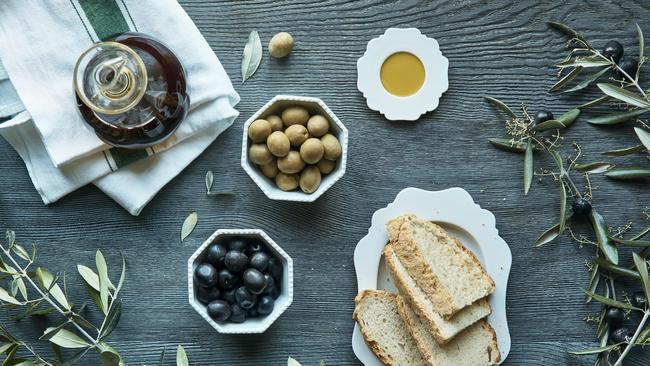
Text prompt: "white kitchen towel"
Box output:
[[0, 0, 238, 167]]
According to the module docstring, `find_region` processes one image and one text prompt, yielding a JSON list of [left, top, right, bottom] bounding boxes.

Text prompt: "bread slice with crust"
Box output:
[[353, 290, 429, 366], [384, 243, 491, 344], [396, 295, 501, 365], [388, 214, 495, 318]]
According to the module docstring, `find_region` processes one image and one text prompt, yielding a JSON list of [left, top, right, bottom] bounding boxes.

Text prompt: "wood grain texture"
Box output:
[[1, 0, 650, 364]]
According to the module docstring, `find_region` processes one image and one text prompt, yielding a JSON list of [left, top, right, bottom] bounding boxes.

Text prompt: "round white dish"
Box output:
[[188, 229, 294, 334], [357, 28, 449, 121], [352, 187, 512, 364]]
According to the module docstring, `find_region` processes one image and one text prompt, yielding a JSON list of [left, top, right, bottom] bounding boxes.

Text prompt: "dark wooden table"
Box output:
[[2, 0, 650, 365]]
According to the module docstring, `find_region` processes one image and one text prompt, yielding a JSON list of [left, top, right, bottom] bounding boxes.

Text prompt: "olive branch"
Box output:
[[484, 21, 650, 365]]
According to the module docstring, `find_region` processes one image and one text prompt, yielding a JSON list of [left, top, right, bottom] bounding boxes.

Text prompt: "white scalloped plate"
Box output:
[[352, 187, 511, 364], [357, 28, 449, 121]]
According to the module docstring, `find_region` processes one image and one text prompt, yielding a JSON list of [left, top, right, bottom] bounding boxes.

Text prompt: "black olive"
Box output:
[[250, 251, 270, 272], [224, 250, 248, 273], [534, 110, 554, 124], [602, 40, 624, 63], [572, 198, 592, 217], [194, 263, 218, 288], [616, 57, 639, 81], [243, 268, 267, 295], [604, 307, 625, 328], [196, 286, 220, 304], [256, 295, 275, 316], [206, 243, 227, 268], [217, 268, 237, 290], [229, 304, 247, 323], [632, 291, 648, 308], [267, 257, 283, 281], [235, 286, 257, 309], [228, 238, 249, 253], [207, 300, 231, 322], [248, 307, 260, 318], [610, 327, 633, 343], [248, 239, 266, 253], [222, 289, 236, 305]]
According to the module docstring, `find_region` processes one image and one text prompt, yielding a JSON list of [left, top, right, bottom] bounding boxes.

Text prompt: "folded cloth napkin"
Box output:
[[0, 0, 240, 215]]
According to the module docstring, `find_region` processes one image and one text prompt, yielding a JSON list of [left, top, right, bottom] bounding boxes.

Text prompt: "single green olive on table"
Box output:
[[484, 21, 650, 365]]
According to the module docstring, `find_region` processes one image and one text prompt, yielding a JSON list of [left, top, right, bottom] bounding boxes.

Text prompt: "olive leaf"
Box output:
[[633, 252, 650, 303], [578, 95, 611, 109], [99, 299, 121, 339], [550, 66, 583, 92], [556, 57, 610, 68], [639, 325, 650, 344], [586, 263, 599, 302], [0, 287, 21, 305], [533, 109, 580, 131], [587, 109, 647, 125], [569, 344, 620, 355], [176, 345, 189, 366], [634, 127, 650, 151], [638, 23, 645, 62], [582, 290, 639, 310], [47, 328, 90, 349], [602, 144, 646, 157], [180, 212, 198, 243], [11, 245, 30, 262], [159, 348, 166, 366], [590, 210, 618, 265], [605, 167, 650, 180], [609, 237, 650, 247], [205, 171, 214, 195], [597, 83, 650, 109], [483, 96, 516, 118], [40, 322, 71, 341], [100, 351, 121, 366], [593, 257, 640, 279], [632, 225, 650, 241], [559, 181, 567, 235], [35, 268, 70, 310], [524, 141, 533, 195], [96, 250, 109, 316], [241, 30, 262, 82], [547, 21, 591, 47], [560, 67, 611, 94], [287, 357, 302, 366], [488, 138, 527, 153], [573, 162, 614, 174], [535, 214, 572, 247]]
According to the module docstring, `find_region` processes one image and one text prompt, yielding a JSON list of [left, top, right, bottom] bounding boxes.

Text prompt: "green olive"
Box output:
[[317, 159, 336, 174], [320, 133, 342, 161], [275, 172, 299, 191], [248, 119, 271, 143], [266, 115, 284, 131], [307, 115, 330, 137], [285, 124, 309, 147], [266, 131, 290, 157], [300, 166, 322, 193], [260, 158, 278, 179], [277, 151, 305, 174], [249, 144, 273, 165], [299, 138, 324, 164], [281, 106, 310, 126]]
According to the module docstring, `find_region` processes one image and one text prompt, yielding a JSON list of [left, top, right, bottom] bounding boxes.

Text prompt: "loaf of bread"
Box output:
[[388, 214, 495, 318], [353, 290, 429, 366], [384, 243, 491, 344], [396, 295, 501, 365]]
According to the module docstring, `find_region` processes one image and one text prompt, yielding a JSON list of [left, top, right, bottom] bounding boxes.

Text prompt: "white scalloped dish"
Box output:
[[352, 187, 511, 364], [357, 28, 449, 121]]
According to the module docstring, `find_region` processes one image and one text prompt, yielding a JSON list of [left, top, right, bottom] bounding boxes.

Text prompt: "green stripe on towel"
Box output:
[[109, 148, 150, 169], [77, 0, 130, 40]]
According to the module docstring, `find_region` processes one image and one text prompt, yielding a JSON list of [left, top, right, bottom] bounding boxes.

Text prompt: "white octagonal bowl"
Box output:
[[241, 95, 349, 202], [187, 229, 294, 334]]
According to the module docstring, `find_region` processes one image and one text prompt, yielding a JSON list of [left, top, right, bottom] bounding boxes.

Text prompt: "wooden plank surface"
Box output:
[[1, 0, 650, 364]]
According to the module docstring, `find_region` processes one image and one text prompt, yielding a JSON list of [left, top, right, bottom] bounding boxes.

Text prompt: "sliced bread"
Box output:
[[384, 243, 491, 344], [396, 295, 501, 365], [353, 290, 429, 366], [388, 214, 495, 318]]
